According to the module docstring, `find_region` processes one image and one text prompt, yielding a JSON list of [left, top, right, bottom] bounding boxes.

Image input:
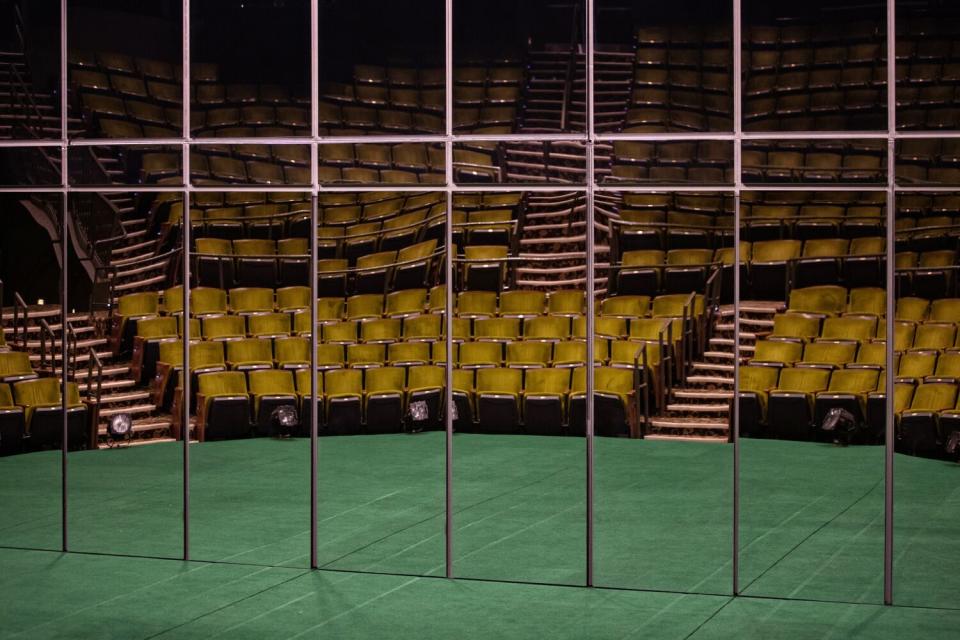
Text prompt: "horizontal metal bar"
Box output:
[[453, 183, 585, 192], [595, 184, 734, 193], [68, 137, 187, 147], [739, 184, 889, 192], [0, 139, 64, 148], [597, 132, 735, 142], [894, 131, 960, 139], [741, 130, 892, 140], [0, 186, 65, 193], [894, 184, 960, 192], [454, 133, 589, 142]]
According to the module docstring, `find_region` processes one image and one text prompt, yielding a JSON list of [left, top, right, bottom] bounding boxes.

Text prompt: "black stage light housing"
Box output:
[[822, 407, 857, 447], [107, 413, 133, 446], [271, 405, 298, 438]]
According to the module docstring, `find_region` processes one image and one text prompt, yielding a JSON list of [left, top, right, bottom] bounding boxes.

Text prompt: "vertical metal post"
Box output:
[[883, 0, 896, 607], [309, 196, 319, 569], [181, 0, 192, 562], [584, 0, 596, 588], [731, 0, 743, 597], [59, 0, 69, 553], [310, 0, 320, 571], [443, 0, 455, 579]]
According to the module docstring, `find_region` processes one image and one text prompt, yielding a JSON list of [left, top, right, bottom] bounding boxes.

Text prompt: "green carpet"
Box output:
[[1, 435, 959, 611], [3, 547, 960, 640]]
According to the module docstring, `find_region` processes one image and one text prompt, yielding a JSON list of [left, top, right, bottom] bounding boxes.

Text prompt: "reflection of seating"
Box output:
[[738, 365, 781, 438], [522, 368, 570, 435], [0, 383, 25, 456], [476, 368, 522, 434], [899, 383, 958, 455], [814, 369, 880, 439], [196, 371, 251, 441], [324, 369, 363, 435], [364, 367, 406, 433], [248, 369, 299, 436]]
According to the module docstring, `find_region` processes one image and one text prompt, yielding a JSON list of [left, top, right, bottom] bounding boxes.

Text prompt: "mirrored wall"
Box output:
[[3, 0, 960, 611]]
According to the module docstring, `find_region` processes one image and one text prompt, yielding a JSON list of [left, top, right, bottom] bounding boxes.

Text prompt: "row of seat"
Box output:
[[144, 143, 449, 181], [193, 239, 440, 292], [352, 64, 524, 87], [0, 378, 87, 456], [70, 50, 219, 82], [188, 363, 636, 441], [740, 364, 879, 443], [118, 287, 696, 327], [741, 149, 886, 183]]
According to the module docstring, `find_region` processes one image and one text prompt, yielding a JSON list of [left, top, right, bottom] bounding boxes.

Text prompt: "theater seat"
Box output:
[[0, 351, 40, 384], [364, 367, 406, 433], [324, 369, 363, 435], [0, 383, 25, 456], [899, 383, 958, 455], [569, 366, 635, 437], [813, 369, 880, 439], [522, 368, 570, 436], [407, 365, 444, 430], [476, 368, 521, 434], [738, 365, 781, 438], [248, 369, 299, 436], [767, 367, 830, 440], [196, 371, 251, 441]]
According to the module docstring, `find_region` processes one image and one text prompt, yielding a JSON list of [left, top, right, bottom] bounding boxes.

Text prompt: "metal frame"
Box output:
[[5, 0, 955, 606]]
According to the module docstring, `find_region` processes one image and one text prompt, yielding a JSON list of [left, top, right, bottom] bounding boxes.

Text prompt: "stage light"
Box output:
[[270, 405, 298, 438], [821, 408, 857, 446], [107, 413, 133, 447], [946, 431, 960, 462]]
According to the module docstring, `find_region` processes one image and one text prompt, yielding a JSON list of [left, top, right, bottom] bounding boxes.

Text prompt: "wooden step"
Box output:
[[98, 403, 156, 419], [672, 389, 734, 400], [686, 375, 734, 386], [666, 402, 730, 413], [649, 417, 729, 431], [644, 434, 729, 443]]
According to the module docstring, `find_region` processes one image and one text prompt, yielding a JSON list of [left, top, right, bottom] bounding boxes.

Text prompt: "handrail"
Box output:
[[65, 320, 79, 379], [37, 319, 56, 372], [12, 292, 29, 348], [558, 1, 582, 131], [86, 348, 104, 407]]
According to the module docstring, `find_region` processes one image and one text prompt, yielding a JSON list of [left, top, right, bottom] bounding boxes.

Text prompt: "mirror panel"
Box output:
[[738, 189, 886, 603], [893, 190, 960, 607], [66, 190, 183, 557], [186, 189, 312, 567], [743, 0, 887, 133], [595, 190, 733, 593], [0, 194, 64, 550], [450, 189, 586, 585], [68, 1, 184, 141], [192, 1, 309, 140], [313, 190, 447, 576]]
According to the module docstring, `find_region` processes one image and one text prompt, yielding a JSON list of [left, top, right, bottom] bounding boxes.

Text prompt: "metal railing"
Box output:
[[11, 292, 29, 348]]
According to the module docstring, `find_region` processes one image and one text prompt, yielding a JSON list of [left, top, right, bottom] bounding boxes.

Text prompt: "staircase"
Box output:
[[645, 301, 782, 442], [1, 306, 173, 445]]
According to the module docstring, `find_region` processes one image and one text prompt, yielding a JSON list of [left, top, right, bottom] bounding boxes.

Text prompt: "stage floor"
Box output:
[[1, 434, 959, 637]]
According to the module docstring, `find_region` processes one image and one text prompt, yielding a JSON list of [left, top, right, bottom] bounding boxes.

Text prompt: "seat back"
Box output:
[[248, 369, 296, 396]]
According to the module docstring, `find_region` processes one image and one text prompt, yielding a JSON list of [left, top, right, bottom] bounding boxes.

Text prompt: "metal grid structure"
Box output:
[[1, 0, 957, 605]]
